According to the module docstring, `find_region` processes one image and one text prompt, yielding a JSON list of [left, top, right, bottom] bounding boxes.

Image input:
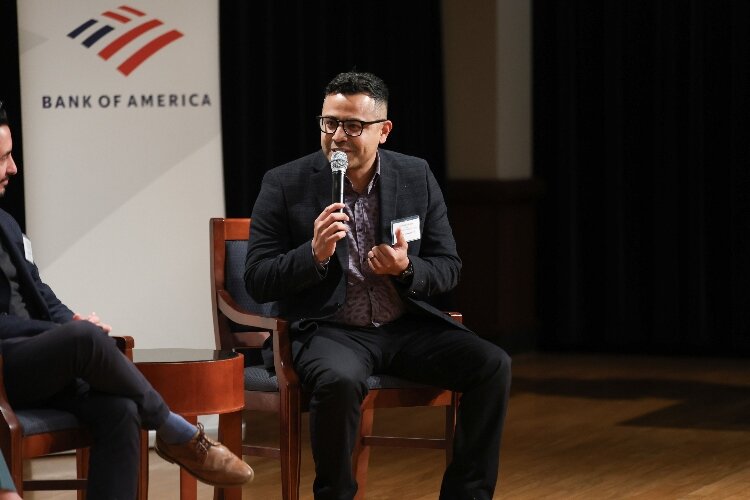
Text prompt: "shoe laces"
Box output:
[[194, 423, 213, 462]]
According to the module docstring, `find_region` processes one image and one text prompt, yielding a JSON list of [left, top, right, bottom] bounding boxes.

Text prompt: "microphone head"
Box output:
[[330, 151, 348, 173]]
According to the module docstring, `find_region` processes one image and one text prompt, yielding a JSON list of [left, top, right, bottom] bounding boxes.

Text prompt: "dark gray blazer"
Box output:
[[0, 209, 74, 345], [244, 149, 468, 332]]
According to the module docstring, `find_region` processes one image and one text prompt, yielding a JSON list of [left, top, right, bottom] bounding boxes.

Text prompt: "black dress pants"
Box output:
[[293, 315, 512, 500], [1, 321, 170, 500]]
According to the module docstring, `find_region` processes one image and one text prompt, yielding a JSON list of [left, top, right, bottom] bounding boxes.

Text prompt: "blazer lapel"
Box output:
[[312, 156, 330, 213], [0, 222, 48, 318]]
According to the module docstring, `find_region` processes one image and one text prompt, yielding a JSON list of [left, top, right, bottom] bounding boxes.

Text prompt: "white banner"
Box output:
[[17, 1, 224, 348]]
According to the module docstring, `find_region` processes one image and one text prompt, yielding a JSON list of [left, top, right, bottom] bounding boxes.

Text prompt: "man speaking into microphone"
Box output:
[[245, 71, 511, 500]]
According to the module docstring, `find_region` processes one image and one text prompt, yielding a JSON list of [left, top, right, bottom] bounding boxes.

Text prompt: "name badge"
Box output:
[[22, 234, 34, 263], [391, 215, 421, 245]]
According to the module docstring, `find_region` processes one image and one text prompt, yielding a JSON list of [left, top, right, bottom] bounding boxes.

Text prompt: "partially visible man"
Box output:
[[0, 454, 21, 500], [0, 101, 253, 498], [246, 72, 511, 500]]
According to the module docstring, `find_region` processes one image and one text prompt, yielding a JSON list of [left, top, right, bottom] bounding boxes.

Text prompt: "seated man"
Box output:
[[0, 101, 253, 499], [245, 71, 511, 500]]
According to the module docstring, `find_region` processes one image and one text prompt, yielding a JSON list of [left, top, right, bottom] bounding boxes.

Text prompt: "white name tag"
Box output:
[[22, 234, 34, 263], [391, 215, 421, 245]]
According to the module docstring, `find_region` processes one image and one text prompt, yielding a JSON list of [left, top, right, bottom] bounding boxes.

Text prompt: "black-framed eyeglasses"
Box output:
[[317, 116, 387, 137]]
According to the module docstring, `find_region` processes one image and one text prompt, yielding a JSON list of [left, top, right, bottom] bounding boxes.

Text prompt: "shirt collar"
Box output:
[[345, 152, 381, 195]]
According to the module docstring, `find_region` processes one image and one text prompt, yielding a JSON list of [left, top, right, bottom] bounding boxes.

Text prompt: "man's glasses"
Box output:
[[317, 116, 387, 137]]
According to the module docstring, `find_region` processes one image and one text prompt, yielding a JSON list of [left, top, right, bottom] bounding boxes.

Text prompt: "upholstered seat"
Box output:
[[15, 408, 83, 436]]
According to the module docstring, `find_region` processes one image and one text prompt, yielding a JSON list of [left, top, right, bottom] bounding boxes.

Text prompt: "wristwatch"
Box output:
[[397, 261, 414, 281]]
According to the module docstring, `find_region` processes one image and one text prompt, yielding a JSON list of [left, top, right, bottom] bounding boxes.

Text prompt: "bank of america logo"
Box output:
[[67, 5, 183, 76]]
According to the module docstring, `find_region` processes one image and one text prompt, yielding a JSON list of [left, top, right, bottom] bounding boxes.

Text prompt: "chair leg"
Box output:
[[76, 447, 89, 500], [8, 447, 24, 497], [279, 396, 302, 500], [352, 407, 374, 500], [215, 411, 243, 500], [445, 393, 459, 466], [138, 429, 150, 500]]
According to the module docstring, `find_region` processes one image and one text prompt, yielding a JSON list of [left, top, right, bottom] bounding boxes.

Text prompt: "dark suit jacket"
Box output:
[[0, 209, 73, 345], [245, 149, 468, 333]]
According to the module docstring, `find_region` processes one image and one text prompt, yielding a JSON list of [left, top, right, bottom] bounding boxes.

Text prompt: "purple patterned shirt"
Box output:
[[330, 157, 406, 327]]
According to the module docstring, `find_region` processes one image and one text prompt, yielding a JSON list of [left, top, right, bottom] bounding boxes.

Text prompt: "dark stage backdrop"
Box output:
[[4, 1, 749, 355], [0, 0, 26, 229], [219, 0, 446, 219], [0, 0, 446, 229], [534, 1, 750, 355]]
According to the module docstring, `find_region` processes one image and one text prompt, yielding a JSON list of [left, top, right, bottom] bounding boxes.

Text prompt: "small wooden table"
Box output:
[[134, 348, 245, 500]]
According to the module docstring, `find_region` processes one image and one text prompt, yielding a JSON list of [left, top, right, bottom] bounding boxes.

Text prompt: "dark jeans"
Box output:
[[2, 321, 170, 500], [293, 315, 512, 500]]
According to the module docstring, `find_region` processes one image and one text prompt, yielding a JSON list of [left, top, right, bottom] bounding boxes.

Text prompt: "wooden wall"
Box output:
[[447, 179, 543, 351]]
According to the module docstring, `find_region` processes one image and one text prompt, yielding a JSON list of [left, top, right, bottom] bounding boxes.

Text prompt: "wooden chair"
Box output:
[[0, 335, 135, 499], [210, 217, 459, 500]]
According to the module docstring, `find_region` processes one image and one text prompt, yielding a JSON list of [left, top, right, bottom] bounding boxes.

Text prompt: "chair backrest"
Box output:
[[210, 218, 277, 353]]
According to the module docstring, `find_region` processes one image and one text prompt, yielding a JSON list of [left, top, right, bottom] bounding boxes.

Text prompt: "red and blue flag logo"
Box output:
[[67, 5, 183, 76]]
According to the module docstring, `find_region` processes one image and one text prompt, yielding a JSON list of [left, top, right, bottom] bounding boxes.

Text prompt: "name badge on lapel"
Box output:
[[391, 215, 421, 245], [22, 234, 34, 263]]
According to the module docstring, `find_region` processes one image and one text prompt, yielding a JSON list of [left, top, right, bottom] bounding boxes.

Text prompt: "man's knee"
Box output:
[[59, 320, 116, 352], [87, 396, 142, 435], [495, 348, 511, 379], [311, 367, 368, 403], [478, 345, 511, 389], [110, 396, 140, 419]]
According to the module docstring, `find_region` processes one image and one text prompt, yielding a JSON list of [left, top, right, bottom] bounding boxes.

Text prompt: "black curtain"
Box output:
[[534, 1, 750, 355], [1, 1, 446, 228], [0, 0, 26, 230], [219, 1, 446, 218]]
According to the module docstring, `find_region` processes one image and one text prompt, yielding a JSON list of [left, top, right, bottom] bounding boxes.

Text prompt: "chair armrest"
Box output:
[[271, 318, 300, 390], [0, 356, 22, 462], [216, 290, 299, 388], [444, 311, 463, 324], [112, 335, 135, 361], [217, 290, 285, 332]]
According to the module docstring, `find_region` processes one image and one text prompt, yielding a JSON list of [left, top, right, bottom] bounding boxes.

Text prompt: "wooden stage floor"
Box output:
[[23, 352, 750, 499]]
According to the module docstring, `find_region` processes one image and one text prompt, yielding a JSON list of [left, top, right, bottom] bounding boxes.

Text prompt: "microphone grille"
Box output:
[[331, 151, 348, 172]]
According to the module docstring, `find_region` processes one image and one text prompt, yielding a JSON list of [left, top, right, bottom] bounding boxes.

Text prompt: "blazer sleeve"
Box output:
[[244, 167, 327, 304], [25, 255, 75, 324], [0, 212, 74, 339], [399, 163, 462, 300], [0, 316, 61, 341]]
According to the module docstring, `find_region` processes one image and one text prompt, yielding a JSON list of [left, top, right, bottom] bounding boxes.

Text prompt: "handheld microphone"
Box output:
[[330, 151, 348, 212]]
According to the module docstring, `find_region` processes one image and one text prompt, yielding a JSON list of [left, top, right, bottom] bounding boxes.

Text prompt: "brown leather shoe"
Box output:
[[155, 423, 254, 487]]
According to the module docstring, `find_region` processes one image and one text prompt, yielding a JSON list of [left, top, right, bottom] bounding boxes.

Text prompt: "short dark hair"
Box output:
[[0, 101, 8, 127], [323, 72, 389, 108]]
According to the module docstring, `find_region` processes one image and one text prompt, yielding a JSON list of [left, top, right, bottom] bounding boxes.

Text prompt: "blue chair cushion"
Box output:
[[244, 365, 434, 393], [225, 240, 279, 323], [16, 408, 85, 436]]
